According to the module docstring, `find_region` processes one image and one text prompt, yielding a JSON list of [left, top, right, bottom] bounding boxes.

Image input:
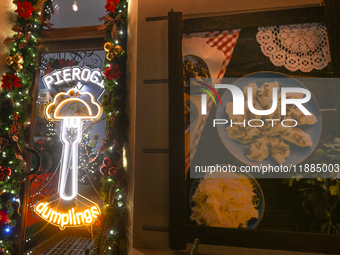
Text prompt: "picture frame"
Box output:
[[168, 1, 340, 253]]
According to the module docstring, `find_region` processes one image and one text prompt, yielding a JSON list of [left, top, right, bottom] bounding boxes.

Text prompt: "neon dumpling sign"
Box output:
[[34, 67, 104, 230]]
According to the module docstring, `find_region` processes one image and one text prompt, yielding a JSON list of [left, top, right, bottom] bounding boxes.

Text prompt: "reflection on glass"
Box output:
[[49, 0, 106, 28], [72, 1, 78, 12]]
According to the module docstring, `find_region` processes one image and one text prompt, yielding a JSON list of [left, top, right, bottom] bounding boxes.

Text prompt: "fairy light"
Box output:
[[72, 1, 78, 11], [123, 147, 127, 167]]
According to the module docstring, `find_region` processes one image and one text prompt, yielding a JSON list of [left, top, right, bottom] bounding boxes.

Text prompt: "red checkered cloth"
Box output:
[[205, 30, 240, 78], [185, 29, 240, 175]]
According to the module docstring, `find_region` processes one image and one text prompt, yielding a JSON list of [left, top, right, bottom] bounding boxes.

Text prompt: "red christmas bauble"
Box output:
[[108, 167, 117, 176], [103, 157, 112, 167], [100, 166, 108, 175], [2, 168, 11, 177]]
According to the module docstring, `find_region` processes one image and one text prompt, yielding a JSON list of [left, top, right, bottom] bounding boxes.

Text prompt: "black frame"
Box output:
[[168, 1, 340, 253]]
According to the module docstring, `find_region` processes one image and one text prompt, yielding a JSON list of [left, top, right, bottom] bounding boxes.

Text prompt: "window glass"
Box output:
[[48, 0, 106, 28], [25, 50, 106, 250]]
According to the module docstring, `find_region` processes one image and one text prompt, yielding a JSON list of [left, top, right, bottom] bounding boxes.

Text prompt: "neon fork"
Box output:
[[59, 117, 82, 200]]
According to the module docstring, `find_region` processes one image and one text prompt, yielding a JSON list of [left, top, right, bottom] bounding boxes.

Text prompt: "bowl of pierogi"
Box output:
[[216, 72, 321, 166]]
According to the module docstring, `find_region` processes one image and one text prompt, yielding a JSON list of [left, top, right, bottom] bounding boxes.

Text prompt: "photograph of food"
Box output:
[[216, 72, 322, 166], [184, 100, 198, 132], [226, 82, 316, 164], [190, 172, 263, 229], [183, 55, 210, 95]]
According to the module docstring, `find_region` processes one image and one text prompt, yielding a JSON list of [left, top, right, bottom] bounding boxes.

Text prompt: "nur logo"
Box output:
[[201, 84, 312, 116], [198, 82, 223, 115]]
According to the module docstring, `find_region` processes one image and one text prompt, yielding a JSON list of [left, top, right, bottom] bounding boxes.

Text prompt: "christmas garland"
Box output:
[[0, 0, 129, 254], [94, 0, 129, 254], [0, 0, 53, 253]]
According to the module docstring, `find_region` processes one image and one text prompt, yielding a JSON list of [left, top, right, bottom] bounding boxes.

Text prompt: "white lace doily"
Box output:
[[256, 22, 331, 72]]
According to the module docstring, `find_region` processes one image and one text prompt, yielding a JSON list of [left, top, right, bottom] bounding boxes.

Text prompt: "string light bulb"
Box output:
[[72, 1, 78, 11]]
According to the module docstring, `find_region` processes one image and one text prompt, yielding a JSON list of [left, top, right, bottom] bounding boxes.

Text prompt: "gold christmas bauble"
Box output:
[[104, 42, 114, 52], [106, 52, 114, 61], [113, 45, 123, 55], [5, 56, 13, 66], [13, 63, 23, 71], [13, 54, 23, 63]]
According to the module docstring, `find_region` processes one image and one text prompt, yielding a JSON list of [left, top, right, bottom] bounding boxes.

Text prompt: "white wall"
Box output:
[[130, 0, 321, 252]]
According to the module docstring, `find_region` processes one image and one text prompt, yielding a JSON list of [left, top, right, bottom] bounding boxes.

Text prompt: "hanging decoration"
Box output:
[[94, 0, 128, 253], [103, 42, 123, 61], [5, 54, 24, 71], [0, 73, 21, 91], [8, 113, 21, 138], [104, 0, 121, 13], [0, 0, 53, 253], [0, 210, 9, 229], [3, 24, 32, 49], [0, 115, 25, 163], [15, 1, 35, 20], [0, 167, 12, 182], [104, 64, 121, 79], [97, 14, 121, 40]]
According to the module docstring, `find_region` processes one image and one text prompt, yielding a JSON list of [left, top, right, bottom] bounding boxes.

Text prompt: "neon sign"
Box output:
[[45, 89, 103, 200], [34, 83, 103, 229], [34, 198, 100, 230], [42, 66, 104, 89]]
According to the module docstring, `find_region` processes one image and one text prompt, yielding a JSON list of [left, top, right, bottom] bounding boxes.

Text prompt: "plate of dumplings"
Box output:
[[216, 72, 321, 166]]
